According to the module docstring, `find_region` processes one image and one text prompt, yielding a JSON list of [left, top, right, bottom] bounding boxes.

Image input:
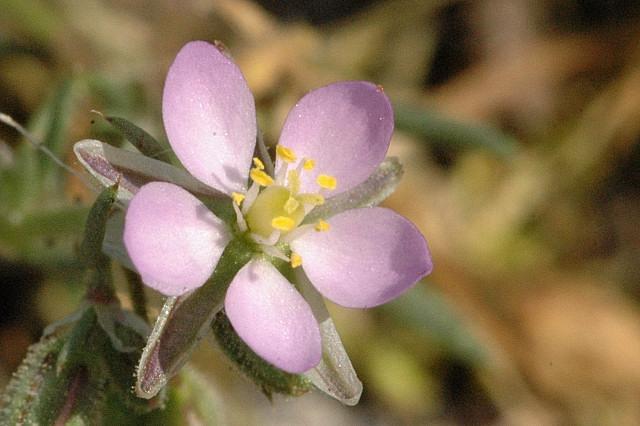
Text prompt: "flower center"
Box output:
[[231, 145, 336, 268], [245, 185, 305, 238]]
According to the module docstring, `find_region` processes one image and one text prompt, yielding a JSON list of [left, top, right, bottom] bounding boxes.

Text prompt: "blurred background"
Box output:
[[2, 0, 640, 424]]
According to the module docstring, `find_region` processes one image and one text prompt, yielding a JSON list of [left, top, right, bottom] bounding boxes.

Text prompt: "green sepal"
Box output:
[[73, 139, 222, 201], [135, 237, 254, 399], [304, 157, 403, 224], [296, 269, 362, 405], [211, 311, 312, 399], [98, 113, 173, 164]]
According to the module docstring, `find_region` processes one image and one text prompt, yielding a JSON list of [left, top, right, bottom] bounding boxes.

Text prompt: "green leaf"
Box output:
[[211, 311, 312, 398], [394, 104, 517, 157], [135, 238, 253, 399], [304, 157, 403, 224], [40, 78, 78, 190], [0, 335, 66, 425], [3, 78, 80, 209], [381, 285, 487, 364], [80, 183, 119, 269]]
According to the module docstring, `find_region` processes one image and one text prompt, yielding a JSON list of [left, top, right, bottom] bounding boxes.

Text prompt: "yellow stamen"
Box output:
[[297, 193, 325, 206], [252, 157, 265, 170], [276, 145, 297, 163], [317, 174, 337, 190], [287, 170, 300, 194], [290, 252, 302, 268], [231, 192, 245, 205], [284, 197, 300, 214], [271, 216, 296, 231], [250, 168, 274, 186], [303, 158, 315, 170], [315, 219, 330, 232]]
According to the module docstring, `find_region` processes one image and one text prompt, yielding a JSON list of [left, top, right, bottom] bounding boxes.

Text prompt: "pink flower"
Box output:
[[123, 41, 432, 374]]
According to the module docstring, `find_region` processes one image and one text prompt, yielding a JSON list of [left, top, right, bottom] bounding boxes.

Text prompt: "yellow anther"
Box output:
[[231, 192, 245, 205], [317, 174, 337, 190], [284, 197, 300, 214], [303, 158, 315, 170], [276, 145, 297, 163], [290, 252, 302, 268], [271, 216, 296, 231], [252, 157, 265, 170], [297, 193, 325, 206], [287, 170, 300, 194], [250, 168, 274, 187], [315, 219, 330, 232]]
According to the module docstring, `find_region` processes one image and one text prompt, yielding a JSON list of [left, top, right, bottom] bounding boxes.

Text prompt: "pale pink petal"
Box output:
[[277, 81, 393, 195], [163, 40, 256, 194], [225, 259, 322, 373], [291, 207, 432, 308], [123, 182, 230, 296]]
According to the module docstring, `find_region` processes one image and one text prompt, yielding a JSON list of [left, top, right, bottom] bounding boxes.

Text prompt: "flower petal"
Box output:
[[124, 182, 230, 296], [277, 81, 393, 195], [224, 259, 321, 373], [291, 207, 432, 308], [162, 40, 256, 194]]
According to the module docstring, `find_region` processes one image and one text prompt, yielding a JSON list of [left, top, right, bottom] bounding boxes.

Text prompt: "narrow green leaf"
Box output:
[[0, 334, 67, 425], [135, 238, 253, 398], [40, 78, 77, 188], [304, 157, 403, 224], [381, 285, 487, 364], [394, 104, 517, 157], [211, 311, 312, 398], [80, 184, 118, 269]]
